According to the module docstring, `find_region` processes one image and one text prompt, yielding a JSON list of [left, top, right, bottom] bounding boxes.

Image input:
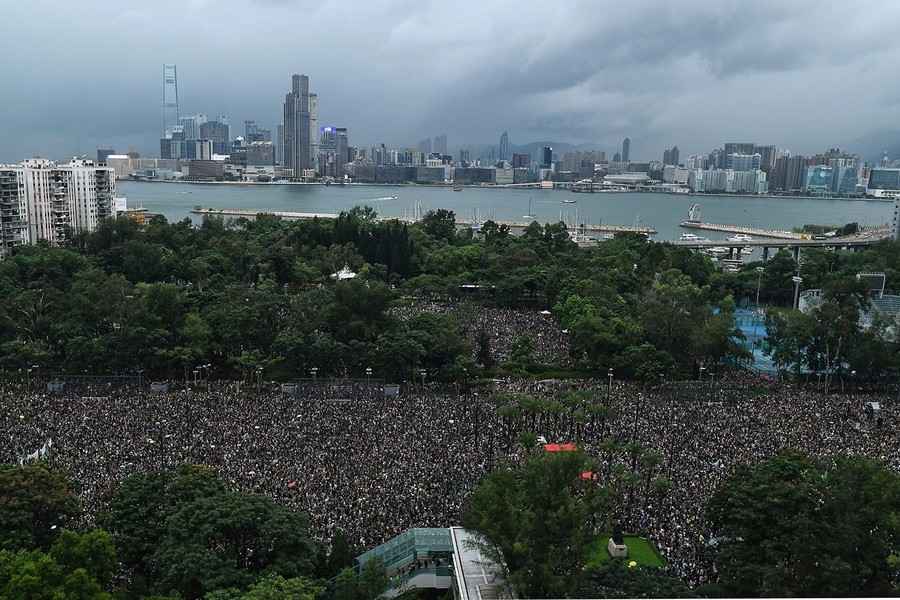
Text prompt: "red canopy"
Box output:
[[544, 442, 577, 452]]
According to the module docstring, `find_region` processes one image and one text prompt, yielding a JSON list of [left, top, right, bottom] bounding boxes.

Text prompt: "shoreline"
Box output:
[[121, 179, 894, 203]]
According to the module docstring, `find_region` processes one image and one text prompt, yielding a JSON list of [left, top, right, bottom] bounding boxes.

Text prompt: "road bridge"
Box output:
[[672, 232, 889, 261]]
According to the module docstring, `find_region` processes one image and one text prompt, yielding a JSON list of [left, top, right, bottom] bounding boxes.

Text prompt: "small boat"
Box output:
[[727, 233, 753, 242], [453, 185, 463, 191], [562, 199, 576, 204], [680, 232, 707, 242]]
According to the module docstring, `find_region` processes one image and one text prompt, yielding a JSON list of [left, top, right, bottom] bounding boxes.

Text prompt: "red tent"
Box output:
[[544, 442, 577, 452]]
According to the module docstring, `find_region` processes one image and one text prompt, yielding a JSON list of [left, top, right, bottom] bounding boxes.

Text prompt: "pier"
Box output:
[[679, 220, 805, 240], [190, 207, 657, 235]]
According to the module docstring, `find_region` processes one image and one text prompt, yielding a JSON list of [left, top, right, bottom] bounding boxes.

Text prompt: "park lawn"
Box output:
[[585, 536, 666, 569]]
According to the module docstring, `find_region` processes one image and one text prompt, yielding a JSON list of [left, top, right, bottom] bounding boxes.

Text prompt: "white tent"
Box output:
[[330, 265, 357, 281]]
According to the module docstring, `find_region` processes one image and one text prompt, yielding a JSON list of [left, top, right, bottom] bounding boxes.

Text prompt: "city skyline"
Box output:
[[5, 1, 900, 162]]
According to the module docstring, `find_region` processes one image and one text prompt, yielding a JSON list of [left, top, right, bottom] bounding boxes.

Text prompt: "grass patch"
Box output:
[[585, 535, 666, 569]]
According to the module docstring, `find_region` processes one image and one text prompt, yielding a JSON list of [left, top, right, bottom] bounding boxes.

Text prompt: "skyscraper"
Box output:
[[335, 127, 348, 180], [283, 74, 315, 177], [622, 137, 631, 162], [542, 146, 552, 168], [276, 124, 284, 165], [199, 118, 230, 155], [179, 114, 207, 141], [309, 93, 319, 172], [499, 131, 510, 161], [663, 146, 680, 166]]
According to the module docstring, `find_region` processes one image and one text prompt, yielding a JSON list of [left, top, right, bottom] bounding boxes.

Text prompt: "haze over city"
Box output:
[[4, 0, 900, 162]]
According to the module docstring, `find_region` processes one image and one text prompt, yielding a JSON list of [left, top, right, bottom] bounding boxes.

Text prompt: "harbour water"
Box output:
[[119, 181, 893, 242]]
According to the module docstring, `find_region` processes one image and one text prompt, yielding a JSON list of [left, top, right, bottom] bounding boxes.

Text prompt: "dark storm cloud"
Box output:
[[2, 0, 898, 162]]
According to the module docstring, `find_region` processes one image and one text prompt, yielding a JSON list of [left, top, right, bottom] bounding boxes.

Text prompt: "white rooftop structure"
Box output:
[[330, 265, 357, 280]]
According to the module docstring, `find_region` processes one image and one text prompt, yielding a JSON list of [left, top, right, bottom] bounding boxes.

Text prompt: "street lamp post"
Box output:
[[310, 367, 318, 382], [419, 369, 427, 387], [256, 367, 263, 395], [792, 275, 803, 310], [365, 367, 373, 384]]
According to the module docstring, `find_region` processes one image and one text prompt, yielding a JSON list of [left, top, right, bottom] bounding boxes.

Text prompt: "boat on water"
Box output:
[[706, 246, 731, 256], [452, 185, 463, 191], [562, 199, 576, 204], [680, 232, 707, 242]]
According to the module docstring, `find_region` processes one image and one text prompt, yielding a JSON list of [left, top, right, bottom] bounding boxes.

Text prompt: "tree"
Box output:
[[327, 559, 389, 600], [49, 529, 117, 589], [322, 530, 354, 578], [462, 451, 606, 598], [204, 575, 323, 600], [578, 560, 694, 598], [420, 209, 457, 242], [0, 464, 79, 552], [152, 492, 317, 599], [707, 452, 900, 597], [100, 465, 226, 582], [0, 549, 111, 600]]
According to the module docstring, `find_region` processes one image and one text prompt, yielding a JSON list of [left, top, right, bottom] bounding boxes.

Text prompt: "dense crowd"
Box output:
[[1, 373, 897, 587], [391, 299, 572, 366]]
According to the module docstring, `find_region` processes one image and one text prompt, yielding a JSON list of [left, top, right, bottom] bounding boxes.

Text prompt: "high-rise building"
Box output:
[[662, 146, 680, 166], [309, 93, 319, 172], [283, 74, 315, 177], [804, 165, 833, 194], [771, 155, 804, 192], [276, 124, 284, 165], [613, 152, 621, 163], [542, 146, 552, 168], [499, 132, 510, 161], [418, 138, 432, 154], [622, 137, 631, 162], [724, 142, 755, 156], [458, 149, 470, 165], [726, 153, 761, 171], [244, 120, 272, 143], [335, 128, 348, 179], [831, 165, 858, 195], [0, 158, 116, 256], [753, 145, 777, 172], [179, 114, 207, 141], [433, 134, 447, 155], [199, 119, 230, 155], [161, 64, 179, 137]]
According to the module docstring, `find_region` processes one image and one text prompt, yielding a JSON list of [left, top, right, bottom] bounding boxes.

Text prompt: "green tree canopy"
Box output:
[[707, 452, 900, 597]]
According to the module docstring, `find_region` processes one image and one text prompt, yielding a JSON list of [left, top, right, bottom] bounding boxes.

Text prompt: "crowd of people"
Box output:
[[1, 371, 897, 586], [391, 299, 572, 365]]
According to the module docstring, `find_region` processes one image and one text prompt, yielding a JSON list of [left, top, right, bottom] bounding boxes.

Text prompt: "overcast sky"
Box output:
[[3, 0, 900, 162]]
